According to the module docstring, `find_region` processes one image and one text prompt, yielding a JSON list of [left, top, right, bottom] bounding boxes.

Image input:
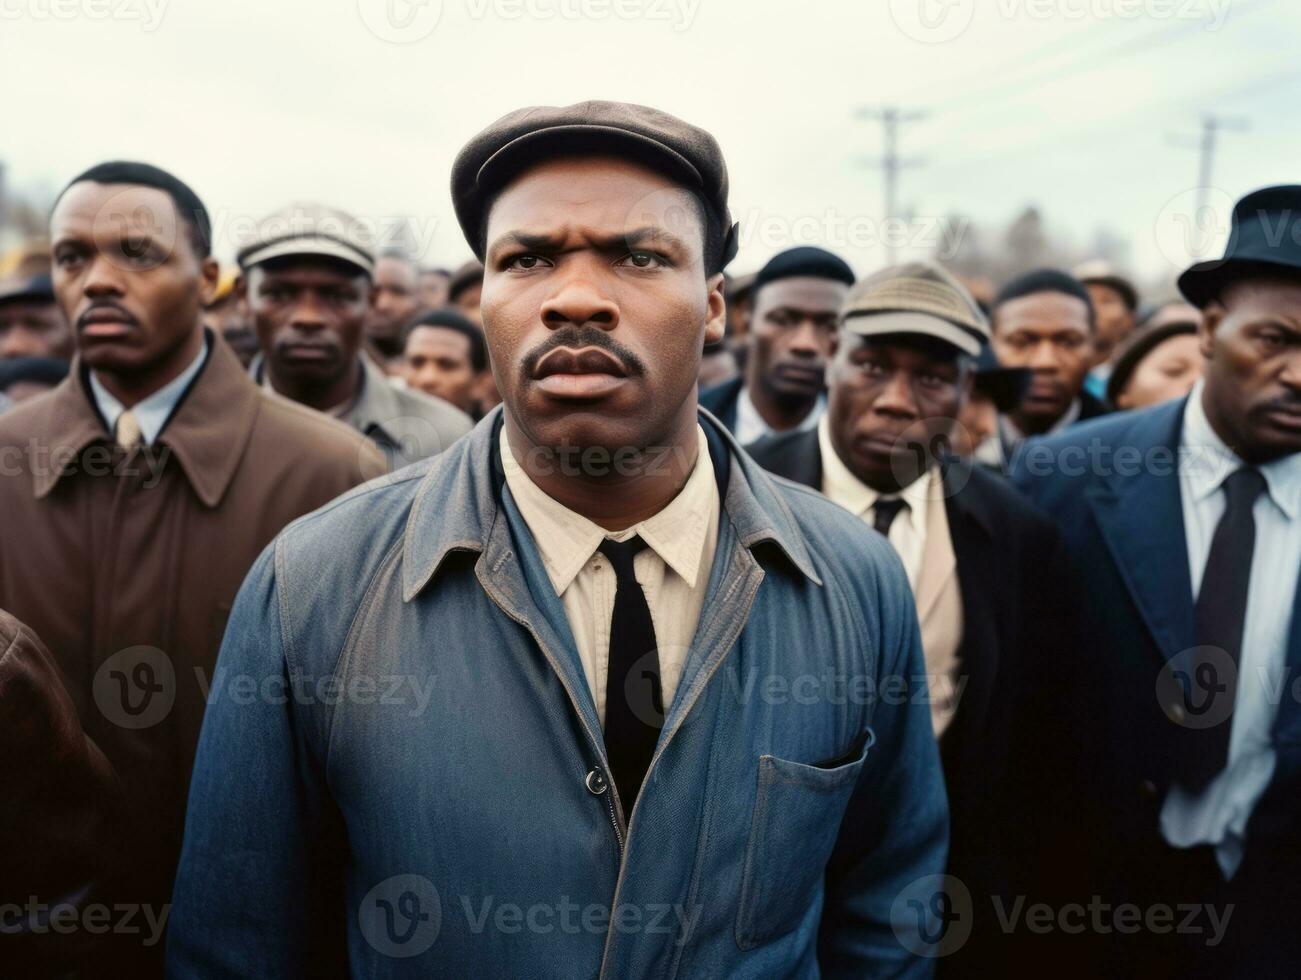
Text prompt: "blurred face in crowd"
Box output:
[[481, 154, 725, 455], [951, 389, 999, 458], [1200, 278, 1301, 463], [992, 290, 1093, 434], [367, 255, 422, 352], [746, 277, 846, 408], [698, 344, 739, 390], [1086, 282, 1135, 366], [403, 323, 481, 414], [244, 256, 373, 398], [726, 288, 752, 340], [50, 182, 216, 402], [455, 281, 483, 326], [419, 269, 450, 309], [827, 332, 972, 493], [1115, 331, 1203, 410], [0, 296, 73, 361]]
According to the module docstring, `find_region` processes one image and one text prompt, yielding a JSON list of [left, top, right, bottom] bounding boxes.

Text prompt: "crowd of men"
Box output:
[[0, 100, 1297, 979]]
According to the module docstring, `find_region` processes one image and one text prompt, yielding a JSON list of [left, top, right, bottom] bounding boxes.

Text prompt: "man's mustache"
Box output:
[[521, 328, 646, 379]]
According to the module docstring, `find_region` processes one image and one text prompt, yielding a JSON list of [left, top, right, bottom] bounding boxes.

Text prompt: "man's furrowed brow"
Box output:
[[488, 230, 564, 258], [609, 226, 691, 254]]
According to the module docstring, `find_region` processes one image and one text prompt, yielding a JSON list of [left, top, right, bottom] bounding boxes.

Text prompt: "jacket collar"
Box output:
[[31, 334, 262, 508], [401, 404, 821, 601], [343, 355, 406, 447]]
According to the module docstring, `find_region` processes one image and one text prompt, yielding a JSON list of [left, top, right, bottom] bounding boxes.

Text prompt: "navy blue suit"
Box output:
[[1012, 397, 1301, 977]]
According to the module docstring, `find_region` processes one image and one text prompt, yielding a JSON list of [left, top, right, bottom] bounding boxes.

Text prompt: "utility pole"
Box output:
[[857, 106, 927, 264], [1169, 114, 1249, 257]]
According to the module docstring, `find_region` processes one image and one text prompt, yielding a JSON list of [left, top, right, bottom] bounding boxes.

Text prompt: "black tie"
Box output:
[[872, 497, 908, 536], [1187, 466, 1267, 788], [598, 536, 663, 811]]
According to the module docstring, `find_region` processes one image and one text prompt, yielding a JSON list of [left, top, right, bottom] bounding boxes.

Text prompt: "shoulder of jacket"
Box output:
[[392, 386, 473, 432]]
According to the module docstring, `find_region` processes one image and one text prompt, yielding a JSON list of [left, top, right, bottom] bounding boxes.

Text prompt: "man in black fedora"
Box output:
[[1012, 185, 1301, 977]]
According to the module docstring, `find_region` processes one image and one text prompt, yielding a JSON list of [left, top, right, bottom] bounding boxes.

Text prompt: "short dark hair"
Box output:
[[992, 268, 1096, 332], [403, 308, 487, 372], [54, 160, 212, 258]]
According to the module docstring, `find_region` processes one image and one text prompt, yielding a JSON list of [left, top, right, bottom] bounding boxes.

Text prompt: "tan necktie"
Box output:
[[114, 409, 143, 449]]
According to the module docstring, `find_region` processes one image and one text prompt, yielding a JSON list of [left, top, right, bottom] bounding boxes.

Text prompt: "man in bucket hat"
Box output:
[[169, 101, 948, 977], [1012, 185, 1301, 976]]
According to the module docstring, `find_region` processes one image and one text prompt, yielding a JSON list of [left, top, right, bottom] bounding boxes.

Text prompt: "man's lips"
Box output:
[[78, 307, 138, 338], [773, 362, 824, 384], [279, 343, 336, 362], [533, 346, 628, 379], [532, 346, 630, 400]]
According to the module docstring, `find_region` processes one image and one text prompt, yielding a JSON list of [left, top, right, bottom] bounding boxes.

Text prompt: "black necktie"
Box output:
[[872, 497, 908, 536], [1187, 466, 1267, 788], [598, 536, 663, 811]]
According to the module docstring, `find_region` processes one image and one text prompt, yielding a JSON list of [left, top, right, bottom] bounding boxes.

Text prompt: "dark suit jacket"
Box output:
[[747, 428, 1079, 973], [1012, 397, 1301, 976], [699, 376, 743, 433]]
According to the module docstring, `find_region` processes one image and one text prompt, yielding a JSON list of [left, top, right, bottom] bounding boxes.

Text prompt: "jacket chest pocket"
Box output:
[[735, 730, 874, 950]]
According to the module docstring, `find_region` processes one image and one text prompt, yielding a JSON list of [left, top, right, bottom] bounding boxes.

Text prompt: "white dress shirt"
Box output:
[[734, 386, 824, 448], [1161, 381, 1301, 878], [89, 337, 209, 445], [500, 425, 720, 727], [817, 414, 934, 588]]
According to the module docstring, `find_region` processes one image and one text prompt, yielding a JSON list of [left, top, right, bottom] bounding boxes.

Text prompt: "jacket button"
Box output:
[[1140, 779, 1159, 800], [585, 768, 608, 795]]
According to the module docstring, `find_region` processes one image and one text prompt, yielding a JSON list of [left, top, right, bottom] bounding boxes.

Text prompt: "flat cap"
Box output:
[[237, 202, 375, 277], [451, 100, 738, 270], [0, 272, 55, 308], [841, 260, 988, 356]]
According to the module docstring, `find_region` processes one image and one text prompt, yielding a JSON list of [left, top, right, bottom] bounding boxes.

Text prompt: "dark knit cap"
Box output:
[[753, 247, 855, 293]]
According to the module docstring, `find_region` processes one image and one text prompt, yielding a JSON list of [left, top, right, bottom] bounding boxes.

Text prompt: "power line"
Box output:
[[856, 106, 928, 264], [1169, 114, 1250, 255]]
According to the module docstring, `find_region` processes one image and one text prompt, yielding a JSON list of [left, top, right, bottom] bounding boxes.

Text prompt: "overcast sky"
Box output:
[[3, 0, 1298, 290]]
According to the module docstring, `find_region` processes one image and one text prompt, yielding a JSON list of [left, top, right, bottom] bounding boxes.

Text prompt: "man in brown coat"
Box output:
[[0, 161, 385, 975]]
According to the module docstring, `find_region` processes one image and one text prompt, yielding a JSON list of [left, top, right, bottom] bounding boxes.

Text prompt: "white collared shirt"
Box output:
[[89, 337, 209, 445], [1161, 380, 1301, 878], [734, 385, 824, 448], [817, 414, 933, 588], [500, 425, 720, 727]]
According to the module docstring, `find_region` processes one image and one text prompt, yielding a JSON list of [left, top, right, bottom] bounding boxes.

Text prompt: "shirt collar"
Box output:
[[736, 385, 824, 444], [88, 336, 209, 445], [500, 424, 716, 595], [1181, 379, 1301, 520], [816, 414, 933, 527], [343, 355, 406, 443]]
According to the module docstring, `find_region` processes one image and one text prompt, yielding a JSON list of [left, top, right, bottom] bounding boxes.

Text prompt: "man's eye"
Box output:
[[619, 251, 665, 269], [508, 255, 550, 271]]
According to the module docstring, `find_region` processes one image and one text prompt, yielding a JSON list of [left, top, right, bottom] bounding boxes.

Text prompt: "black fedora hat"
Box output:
[[1178, 184, 1301, 309], [972, 342, 1031, 414]]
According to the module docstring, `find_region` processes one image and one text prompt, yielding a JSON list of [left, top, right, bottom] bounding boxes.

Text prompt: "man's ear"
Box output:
[[1199, 303, 1220, 359], [703, 272, 726, 347], [234, 273, 248, 313], [197, 257, 220, 307]]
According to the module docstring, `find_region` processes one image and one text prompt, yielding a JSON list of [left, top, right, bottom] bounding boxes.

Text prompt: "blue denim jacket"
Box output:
[[167, 409, 948, 978]]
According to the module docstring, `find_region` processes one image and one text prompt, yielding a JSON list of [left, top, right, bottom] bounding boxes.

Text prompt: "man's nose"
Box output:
[[786, 320, 823, 358], [873, 371, 920, 418], [289, 294, 328, 331], [82, 254, 127, 298], [540, 271, 619, 331], [1028, 340, 1061, 372]]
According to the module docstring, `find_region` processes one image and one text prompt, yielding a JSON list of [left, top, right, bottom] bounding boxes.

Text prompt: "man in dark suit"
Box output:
[[1012, 185, 1301, 977], [700, 246, 853, 442], [749, 260, 1076, 973], [975, 268, 1110, 470]]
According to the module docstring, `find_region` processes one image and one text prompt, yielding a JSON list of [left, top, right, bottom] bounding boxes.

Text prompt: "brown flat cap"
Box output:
[[450, 100, 738, 270], [841, 260, 988, 356]]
